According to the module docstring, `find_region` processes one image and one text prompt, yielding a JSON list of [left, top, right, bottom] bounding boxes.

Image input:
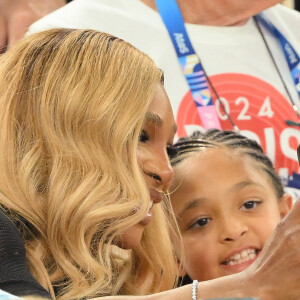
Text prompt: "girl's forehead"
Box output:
[[172, 147, 273, 189], [171, 148, 279, 211], [174, 147, 236, 170], [174, 146, 264, 169]]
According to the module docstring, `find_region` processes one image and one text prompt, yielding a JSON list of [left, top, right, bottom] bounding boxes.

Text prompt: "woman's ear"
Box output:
[[279, 193, 293, 219]]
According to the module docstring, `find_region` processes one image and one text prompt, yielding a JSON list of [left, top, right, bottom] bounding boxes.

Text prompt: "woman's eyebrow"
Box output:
[[145, 111, 177, 133], [145, 112, 163, 126]]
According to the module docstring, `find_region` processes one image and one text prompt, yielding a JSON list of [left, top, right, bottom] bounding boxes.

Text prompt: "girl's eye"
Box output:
[[242, 200, 262, 210], [139, 130, 149, 143], [189, 217, 211, 230], [166, 145, 178, 158]]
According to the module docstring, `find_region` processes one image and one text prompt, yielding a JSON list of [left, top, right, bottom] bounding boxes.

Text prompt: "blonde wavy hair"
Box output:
[[0, 29, 178, 299]]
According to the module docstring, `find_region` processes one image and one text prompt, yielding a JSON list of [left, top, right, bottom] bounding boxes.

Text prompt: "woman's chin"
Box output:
[[120, 223, 145, 249]]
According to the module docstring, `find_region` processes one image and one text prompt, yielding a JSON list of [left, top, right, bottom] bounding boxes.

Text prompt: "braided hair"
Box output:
[[170, 129, 284, 199]]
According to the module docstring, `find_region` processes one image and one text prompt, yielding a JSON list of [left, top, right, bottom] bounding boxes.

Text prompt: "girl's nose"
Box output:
[[219, 217, 248, 242]]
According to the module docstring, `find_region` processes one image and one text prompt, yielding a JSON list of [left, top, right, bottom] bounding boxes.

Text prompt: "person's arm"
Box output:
[[93, 199, 300, 300], [0, 0, 66, 52]]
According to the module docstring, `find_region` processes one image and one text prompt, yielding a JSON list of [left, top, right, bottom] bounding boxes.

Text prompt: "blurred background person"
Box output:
[[0, 0, 69, 52]]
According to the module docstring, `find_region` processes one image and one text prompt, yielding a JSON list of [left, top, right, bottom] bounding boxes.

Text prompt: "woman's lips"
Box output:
[[139, 189, 163, 226], [139, 211, 152, 226]]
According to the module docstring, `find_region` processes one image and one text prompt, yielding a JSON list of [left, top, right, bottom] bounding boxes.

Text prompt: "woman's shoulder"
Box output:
[[0, 207, 25, 254], [0, 208, 51, 299]]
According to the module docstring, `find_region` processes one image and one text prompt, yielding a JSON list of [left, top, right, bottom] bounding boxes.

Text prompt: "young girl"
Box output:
[[170, 129, 293, 282]]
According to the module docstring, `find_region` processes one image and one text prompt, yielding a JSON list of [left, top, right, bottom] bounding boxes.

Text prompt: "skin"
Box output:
[[121, 84, 177, 249], [0, 0, 65, 52], [140, 0, 283, 26], [170, 148, 292, 281]]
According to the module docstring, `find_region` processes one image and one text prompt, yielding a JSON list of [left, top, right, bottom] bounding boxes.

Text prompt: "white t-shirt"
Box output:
[[28, 0, 300, 196], [0, 289, 21, 299]]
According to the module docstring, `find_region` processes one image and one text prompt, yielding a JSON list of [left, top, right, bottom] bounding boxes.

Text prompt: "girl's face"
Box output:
[[121, 84, 177, 249], [171, 148, 292, 281]]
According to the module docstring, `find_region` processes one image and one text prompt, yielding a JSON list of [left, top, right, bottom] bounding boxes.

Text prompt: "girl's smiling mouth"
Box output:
[[221, 248, 261, 272]]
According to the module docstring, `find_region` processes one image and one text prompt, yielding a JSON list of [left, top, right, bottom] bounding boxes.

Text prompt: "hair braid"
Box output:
[[171, 129, 284, 199]]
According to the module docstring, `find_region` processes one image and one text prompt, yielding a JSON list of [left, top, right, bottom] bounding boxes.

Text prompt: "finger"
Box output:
[[0, 17, 8, 53], [280, 197, 300, 225]]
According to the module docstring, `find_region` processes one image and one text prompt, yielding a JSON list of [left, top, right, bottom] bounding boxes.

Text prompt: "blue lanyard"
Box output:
[[256, 13, 300, 101], [155, 0, 221, 129], [155, 0, 300, 129]]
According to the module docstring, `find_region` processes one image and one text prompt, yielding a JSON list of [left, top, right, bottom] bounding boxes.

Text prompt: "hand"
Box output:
[[243, 199, 300, 300], [0, 0, 66, 52]]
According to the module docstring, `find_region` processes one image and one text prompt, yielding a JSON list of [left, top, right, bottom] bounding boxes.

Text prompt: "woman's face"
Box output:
[[170, 148, 291, 281], [121, 84, 177, 249]]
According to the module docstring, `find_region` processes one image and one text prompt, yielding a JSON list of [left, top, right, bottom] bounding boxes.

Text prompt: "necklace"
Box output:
[[199, 57, 239, 131], [253, 15, 300, 126], [202, 16, 300, 129]]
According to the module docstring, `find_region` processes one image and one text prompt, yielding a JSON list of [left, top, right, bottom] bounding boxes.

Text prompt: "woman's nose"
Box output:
[[140, 148, 174, 191], [219, 217, 248, 242]]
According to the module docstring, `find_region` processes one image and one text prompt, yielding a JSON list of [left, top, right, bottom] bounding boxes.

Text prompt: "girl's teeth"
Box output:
[[233, 253, 241, 260], [241, 250, 248, 258], [226, 249, 256, 266]]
